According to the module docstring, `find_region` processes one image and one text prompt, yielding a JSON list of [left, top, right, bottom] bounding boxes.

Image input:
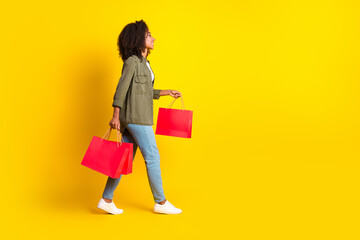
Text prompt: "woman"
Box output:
[[97, 20, 182, 215]]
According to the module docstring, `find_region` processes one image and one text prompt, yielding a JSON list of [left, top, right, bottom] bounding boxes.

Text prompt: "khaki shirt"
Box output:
[[112, 55, 162, 133]]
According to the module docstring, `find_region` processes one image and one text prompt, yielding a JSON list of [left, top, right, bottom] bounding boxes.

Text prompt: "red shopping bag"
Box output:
[[155, 96, 193, 138], [120, 141, 133, 175], [81, 127, 133, 178]]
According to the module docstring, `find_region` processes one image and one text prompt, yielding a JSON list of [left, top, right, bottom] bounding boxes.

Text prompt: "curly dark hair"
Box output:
[[117, 20, 150, 63]]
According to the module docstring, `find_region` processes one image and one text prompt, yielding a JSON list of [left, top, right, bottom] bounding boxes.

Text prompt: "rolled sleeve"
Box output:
[[112, 57, 136, 108], [153, 89, 161, 100]]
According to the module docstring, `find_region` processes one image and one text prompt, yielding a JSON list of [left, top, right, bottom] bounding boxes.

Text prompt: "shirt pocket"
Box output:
[[134, 75, 149, 94]]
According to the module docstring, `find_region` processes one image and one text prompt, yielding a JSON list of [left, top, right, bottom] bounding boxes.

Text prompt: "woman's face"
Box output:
[[145, 30, 155, 50]]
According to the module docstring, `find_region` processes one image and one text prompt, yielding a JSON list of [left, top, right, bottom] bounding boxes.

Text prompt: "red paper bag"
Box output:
[[81, 127, 133, 178], [155, 96, 193, 138], [119, 142, 133, 175]]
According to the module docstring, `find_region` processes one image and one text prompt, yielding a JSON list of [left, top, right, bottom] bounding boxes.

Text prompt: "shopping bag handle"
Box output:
[[166, 95, 185, 110], [102, 126, 124, 148]]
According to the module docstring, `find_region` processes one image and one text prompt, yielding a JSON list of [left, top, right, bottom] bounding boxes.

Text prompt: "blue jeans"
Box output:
[[102, 124, 166, 203]]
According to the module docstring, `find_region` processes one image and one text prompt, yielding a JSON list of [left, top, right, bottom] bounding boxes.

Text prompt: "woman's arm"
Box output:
[[110, 57, 135, 130], [109, 106, 121, 130], [112, 58, 136, 108], [160, 90, 182, 98]]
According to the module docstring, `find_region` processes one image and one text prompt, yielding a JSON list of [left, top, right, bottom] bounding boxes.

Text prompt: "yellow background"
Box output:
[[1, 0, 359, 239]]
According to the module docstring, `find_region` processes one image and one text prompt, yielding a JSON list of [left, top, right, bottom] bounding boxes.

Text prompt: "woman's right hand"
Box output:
[[109, 117, 121, 131]]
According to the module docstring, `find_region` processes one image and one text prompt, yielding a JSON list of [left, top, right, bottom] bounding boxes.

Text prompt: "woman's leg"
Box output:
[[102, 128, 138, 201], [126, 124, 166, 204]]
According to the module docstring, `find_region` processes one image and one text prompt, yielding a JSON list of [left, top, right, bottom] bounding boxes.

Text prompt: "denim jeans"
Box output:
[[102, 124, 166, 203]]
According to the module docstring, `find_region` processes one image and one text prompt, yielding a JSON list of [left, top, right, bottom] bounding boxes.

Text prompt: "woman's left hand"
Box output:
[[169, 90, 182, 98]]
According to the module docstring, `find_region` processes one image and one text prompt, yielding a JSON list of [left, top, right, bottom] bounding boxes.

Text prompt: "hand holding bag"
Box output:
[[81, 127, 133, 178], [155, 96, 193, 138]]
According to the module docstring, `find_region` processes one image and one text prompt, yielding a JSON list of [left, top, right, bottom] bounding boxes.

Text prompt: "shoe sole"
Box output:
[[153, 209, 182, 214], [97, 204, 123, 215]]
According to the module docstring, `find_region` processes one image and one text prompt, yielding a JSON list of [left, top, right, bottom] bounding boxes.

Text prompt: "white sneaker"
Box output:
[[154, 200, 182, 214], [97, 198, 123, 215]]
